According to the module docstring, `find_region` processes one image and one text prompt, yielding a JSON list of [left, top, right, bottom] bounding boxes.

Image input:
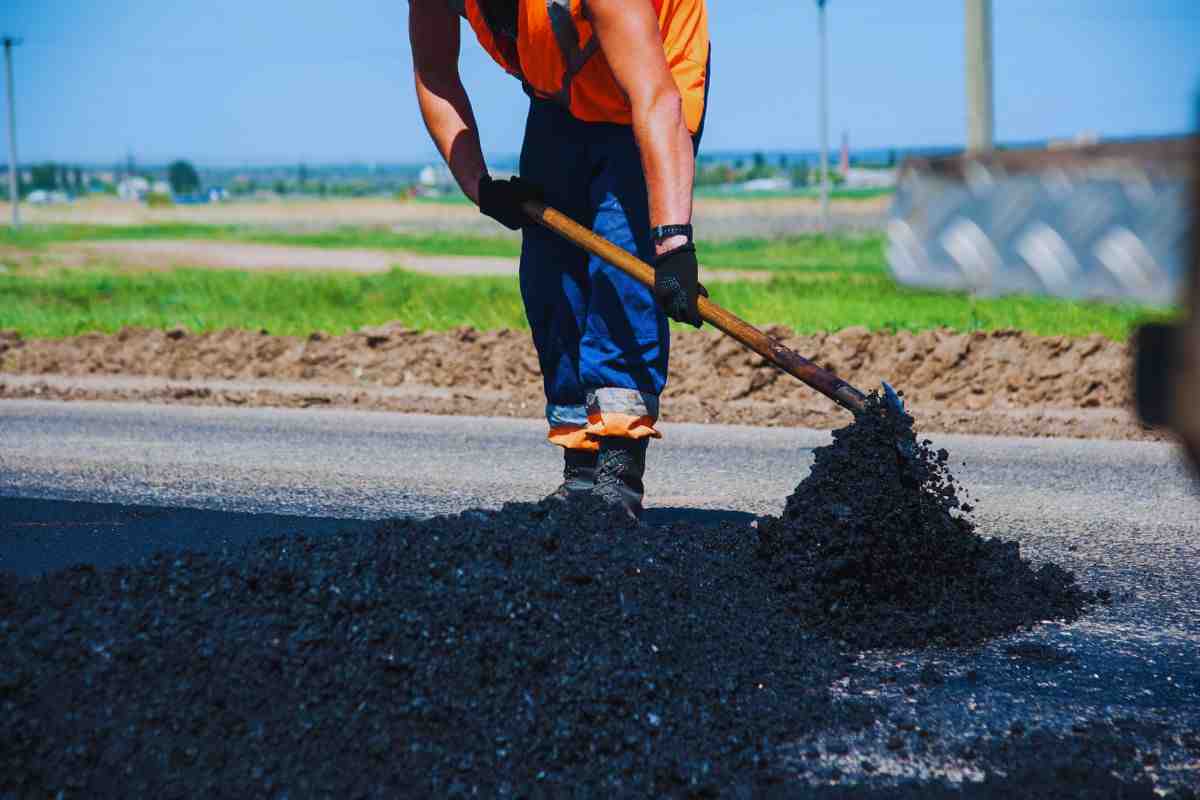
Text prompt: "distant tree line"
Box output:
[[694, 152, 828, 189], [17, 152, 895, 201], [24, 162, 86, 195], [694, 148, 901, 191]]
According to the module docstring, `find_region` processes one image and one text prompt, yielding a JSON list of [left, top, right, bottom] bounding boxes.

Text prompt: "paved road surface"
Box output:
[[1, 399, 1195, 573], [2, 399, 1198, 789]]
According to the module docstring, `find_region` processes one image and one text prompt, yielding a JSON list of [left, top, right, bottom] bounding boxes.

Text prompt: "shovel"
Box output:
[[521, 200, 907, 421]]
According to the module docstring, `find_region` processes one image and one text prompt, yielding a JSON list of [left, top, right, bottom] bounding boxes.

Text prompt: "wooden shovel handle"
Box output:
[[522, 200, 868, 415]]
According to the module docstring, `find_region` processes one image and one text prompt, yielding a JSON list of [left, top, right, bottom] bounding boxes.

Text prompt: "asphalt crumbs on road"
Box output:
[[0, 400, 1197, 796]]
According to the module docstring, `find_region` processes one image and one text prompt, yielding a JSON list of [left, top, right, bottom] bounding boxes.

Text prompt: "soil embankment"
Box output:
[[0, 325, 1153, 440]]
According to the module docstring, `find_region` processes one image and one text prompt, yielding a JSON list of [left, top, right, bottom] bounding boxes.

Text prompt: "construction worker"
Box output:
[[409, 0, 709, 519]]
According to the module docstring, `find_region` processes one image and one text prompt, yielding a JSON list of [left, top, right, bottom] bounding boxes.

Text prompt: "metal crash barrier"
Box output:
[[887, 137, 1197, 306], [888, 136, 1200, 475]]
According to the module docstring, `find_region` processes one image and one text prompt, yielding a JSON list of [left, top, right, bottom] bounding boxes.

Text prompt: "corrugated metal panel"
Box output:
[[887, 137, 1198, 306]]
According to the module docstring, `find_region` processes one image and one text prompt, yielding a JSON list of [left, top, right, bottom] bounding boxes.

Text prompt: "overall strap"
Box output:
[[544, 0, 599, 105]]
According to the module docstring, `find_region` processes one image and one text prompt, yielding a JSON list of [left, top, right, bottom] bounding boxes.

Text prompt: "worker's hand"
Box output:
[[477, 175, 542, 230], [653, 243, 708, 328]]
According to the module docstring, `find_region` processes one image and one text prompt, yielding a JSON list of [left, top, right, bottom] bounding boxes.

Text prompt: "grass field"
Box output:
[[0, 223, 523, 259], [0, 224, 1174, 340], [694, 186, 894, 201]]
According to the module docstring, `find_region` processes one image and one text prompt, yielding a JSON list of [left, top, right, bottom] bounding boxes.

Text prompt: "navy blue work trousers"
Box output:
[[518, 99, 668, 449]]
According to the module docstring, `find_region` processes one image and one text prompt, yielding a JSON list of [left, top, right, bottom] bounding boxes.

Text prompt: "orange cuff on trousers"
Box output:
[[548, 425, 600, 452]]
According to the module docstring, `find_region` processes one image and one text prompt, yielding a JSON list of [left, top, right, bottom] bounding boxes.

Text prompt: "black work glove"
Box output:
[[653, 243, 708, 328], [477, 174, 542, 230]]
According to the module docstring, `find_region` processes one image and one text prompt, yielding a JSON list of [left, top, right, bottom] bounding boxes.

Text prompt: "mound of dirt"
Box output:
[[0, 324, 1131, 409], [0, 408, 1114, 796], [757, 395, 1102, 648], [673, 324, 1130, 409], [0, 324, 1149, 440]]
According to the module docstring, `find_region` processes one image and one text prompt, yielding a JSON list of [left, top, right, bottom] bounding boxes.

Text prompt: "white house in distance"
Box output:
[[26, 189, 72, 205], [842, 168, 898, 189], [416, 163, 458, 196], [117, 176, 150, 201]]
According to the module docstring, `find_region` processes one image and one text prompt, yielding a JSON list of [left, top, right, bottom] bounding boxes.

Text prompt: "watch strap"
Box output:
[[650, 224, 693, 244]]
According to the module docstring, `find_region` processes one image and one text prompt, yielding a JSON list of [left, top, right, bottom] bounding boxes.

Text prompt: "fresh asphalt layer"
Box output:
[[2, 399, 1199, 788]]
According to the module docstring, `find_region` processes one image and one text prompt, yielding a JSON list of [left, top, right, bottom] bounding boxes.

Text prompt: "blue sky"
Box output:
[[3, 0, 1198, 165]]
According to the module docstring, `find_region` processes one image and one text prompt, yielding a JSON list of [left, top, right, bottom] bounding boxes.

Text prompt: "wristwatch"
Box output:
[[650, 224, 693, 246]]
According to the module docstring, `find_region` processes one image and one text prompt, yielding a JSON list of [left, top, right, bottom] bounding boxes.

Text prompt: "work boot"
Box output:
[[542, 449, 598, 505], [592, 437, 648, 521]]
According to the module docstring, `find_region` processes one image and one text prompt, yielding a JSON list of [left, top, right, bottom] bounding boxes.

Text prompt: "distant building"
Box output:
[[840, 132, 850, 176], [26, 190, 71, 205], [151, 180, 171, 196], [1048, 131, 1101, 150], [842, 168, 898, 189], [117, 176, 150, 201], [738, 176, 792, 193], [416, 163, 456, 196]]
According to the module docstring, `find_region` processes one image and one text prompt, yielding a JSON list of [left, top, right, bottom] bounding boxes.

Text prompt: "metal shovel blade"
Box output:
[[881, 381, 919, 483], [881, 381, 904, 413]]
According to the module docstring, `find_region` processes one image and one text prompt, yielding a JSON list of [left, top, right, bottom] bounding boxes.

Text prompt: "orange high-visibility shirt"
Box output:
[[451, 0, 710, 134]]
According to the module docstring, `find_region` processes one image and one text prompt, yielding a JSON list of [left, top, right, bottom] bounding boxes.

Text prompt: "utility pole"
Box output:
[[816, 0, 830, 231], [3, 36, 20, 229], [965, 0, 994, 153]]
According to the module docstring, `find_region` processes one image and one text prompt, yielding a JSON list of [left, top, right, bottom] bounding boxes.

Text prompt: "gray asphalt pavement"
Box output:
[[2, 399, 1194, 520], [2, 399, 1199, 789], [1, 399, 1196, 574]]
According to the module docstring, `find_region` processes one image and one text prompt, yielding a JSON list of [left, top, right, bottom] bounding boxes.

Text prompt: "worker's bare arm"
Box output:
[[409, 0, 487, 203], [586, 0, 695, 255]]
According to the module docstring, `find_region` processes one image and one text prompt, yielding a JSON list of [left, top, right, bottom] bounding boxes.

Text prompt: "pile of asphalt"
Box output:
[[757, 394, 1103, 648], [1, 503, 861, 796], [1, 401, 1117, 795]]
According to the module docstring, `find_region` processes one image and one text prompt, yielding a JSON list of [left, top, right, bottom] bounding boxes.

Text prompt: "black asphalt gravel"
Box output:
[[5, 401, 1196, 797], [761, 396, 1101, 648]]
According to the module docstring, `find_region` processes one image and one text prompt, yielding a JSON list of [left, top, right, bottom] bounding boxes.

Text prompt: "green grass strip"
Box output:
[[0, 224, 523, 259], [694, 187, 894, 201], [712, 275, 1172, 340], [698, 234, 885, 274], [0, 267, 1171, 341]]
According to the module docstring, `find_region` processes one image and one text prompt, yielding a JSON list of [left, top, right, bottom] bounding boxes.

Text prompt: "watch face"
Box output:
[[653, 225, 693, 243]]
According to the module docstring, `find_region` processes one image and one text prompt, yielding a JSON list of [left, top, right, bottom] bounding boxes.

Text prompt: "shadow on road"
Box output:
[[1, 498, 762, 578], [0, 497, 377, 578]]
